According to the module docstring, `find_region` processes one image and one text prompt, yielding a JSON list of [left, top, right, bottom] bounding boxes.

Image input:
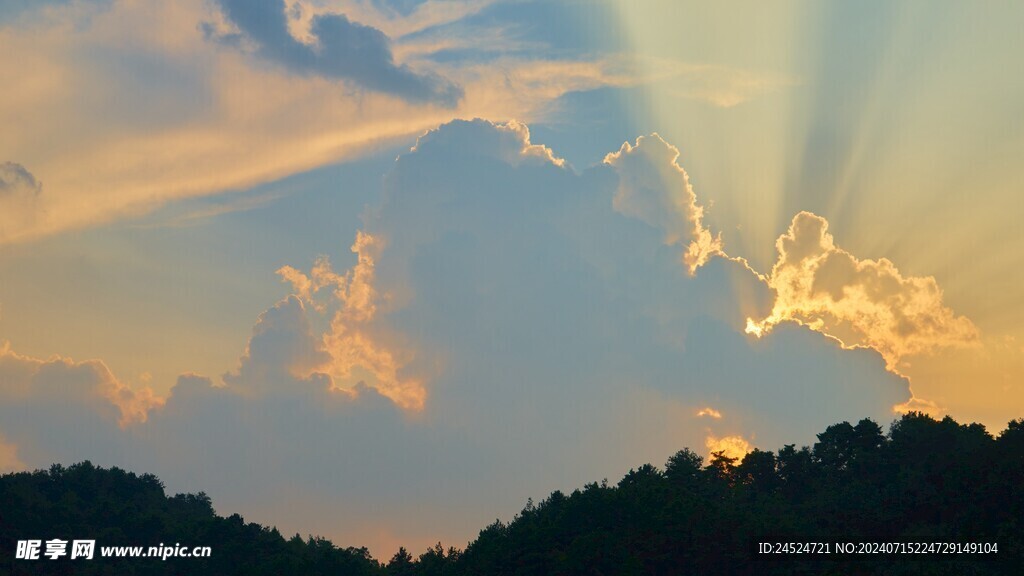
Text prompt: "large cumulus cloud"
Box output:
[[0, 119, 925, 556], [745, 211, 980, 413]]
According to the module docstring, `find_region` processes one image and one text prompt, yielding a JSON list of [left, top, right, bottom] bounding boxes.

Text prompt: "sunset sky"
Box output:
[[1, 0, 1022, 556]]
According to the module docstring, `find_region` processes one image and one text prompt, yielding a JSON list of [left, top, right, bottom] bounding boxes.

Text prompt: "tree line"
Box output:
[[1, 412, 1021, 574]]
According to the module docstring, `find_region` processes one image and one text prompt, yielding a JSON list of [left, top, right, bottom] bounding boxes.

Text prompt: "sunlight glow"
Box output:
[[705, 434, 752, 461], [744, 318, 764, 338]]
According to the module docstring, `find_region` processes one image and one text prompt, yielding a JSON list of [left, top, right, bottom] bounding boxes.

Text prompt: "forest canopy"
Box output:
[[1, 412, 1021, 575]]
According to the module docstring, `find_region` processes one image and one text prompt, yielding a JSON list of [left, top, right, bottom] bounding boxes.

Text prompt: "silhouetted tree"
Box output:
[[2, 413, 1021, 575]]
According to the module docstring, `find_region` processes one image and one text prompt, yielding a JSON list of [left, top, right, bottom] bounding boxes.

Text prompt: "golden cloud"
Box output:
[[0, 342, 162, 427], [747, 212, 979, 372], [696, 407, 723, 419], [278, 232, 426, 411]]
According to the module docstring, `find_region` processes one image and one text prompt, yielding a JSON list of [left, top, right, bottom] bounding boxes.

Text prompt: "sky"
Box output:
[[1, 0, 1023, 557]]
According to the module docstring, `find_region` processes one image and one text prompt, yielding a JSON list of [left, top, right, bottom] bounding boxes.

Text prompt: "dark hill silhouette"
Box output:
[[1, 412, 1021, 575]]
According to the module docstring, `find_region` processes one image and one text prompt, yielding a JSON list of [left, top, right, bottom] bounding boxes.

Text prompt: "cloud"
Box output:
[[0, 341, 161, 427], [739, 211, 983, 416], [747, 211, 979, 371], [661, 62, 794, 108], [696, 407, 722, 419], [705, 434, 751, 461], [0, 120, 926, 556], [408, 118, 565, 168], [603, 134, 723, 274], [221, 295, 331, 394], [0, 161, 42, 240], [0, 161, 40, 196], [278, 231, 427, 410], [667, 312, 912, 444], [1, 1, 783, 249], [370, 0, 430, 19], [209, 0, 461, 105], [363, 119, 909, 442], [0, 0, 111, 24], [290, 0, 494, 41], [0, 338, 160, 436], [379, 120, 913, 433], [0, 1, 641, 246]]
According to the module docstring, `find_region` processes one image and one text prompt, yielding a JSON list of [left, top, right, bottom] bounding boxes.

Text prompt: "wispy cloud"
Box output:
[[663, 62, 794, 108], [0, 0, 794, 247], [0, 161, 43, 240], [130, 191, 285, 229], [310, 0, 495, 40], [0, 2, 652, 245], [208, 0, 462, 105]]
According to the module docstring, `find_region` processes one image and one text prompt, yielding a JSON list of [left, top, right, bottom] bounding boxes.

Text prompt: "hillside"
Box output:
[[1, 412, 1021, 575]]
